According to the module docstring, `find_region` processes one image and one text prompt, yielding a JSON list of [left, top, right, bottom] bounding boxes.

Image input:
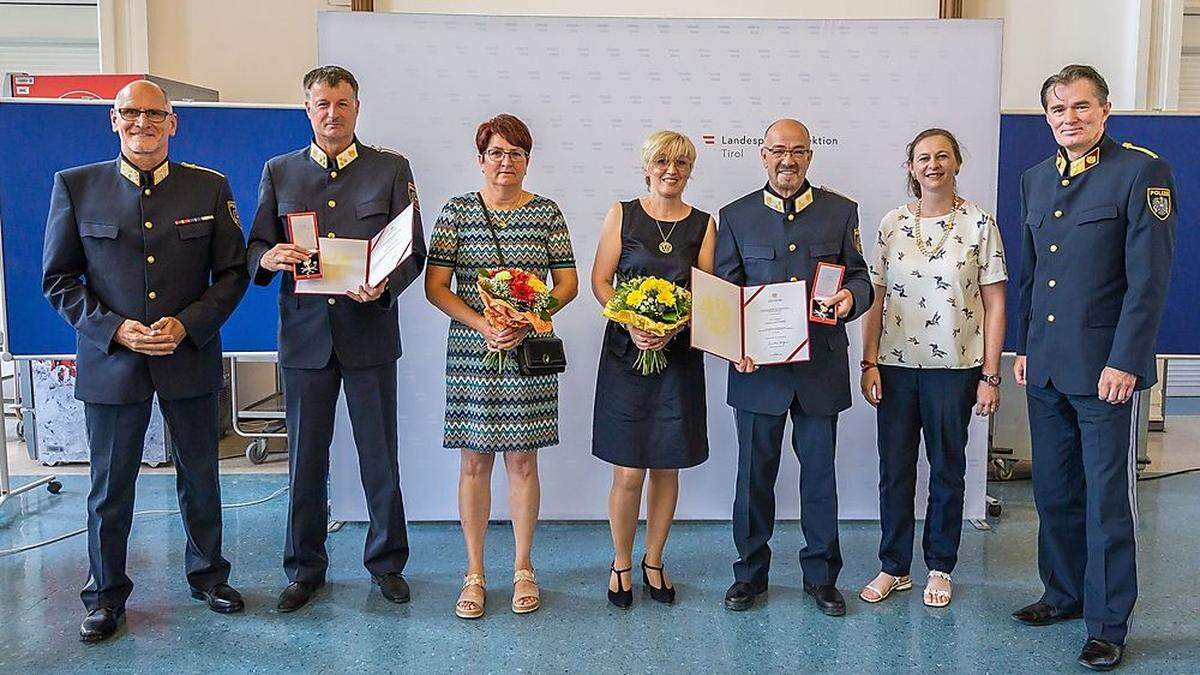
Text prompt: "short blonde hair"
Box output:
[[641, 130, 697, 168]]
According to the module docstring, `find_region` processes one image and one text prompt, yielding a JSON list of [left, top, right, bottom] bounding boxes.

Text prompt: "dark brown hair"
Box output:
[[905, 128, 963, 198], [303, 65, 359, 98], [475, 113, 533, 155], [1040, 64, 1109, 111]]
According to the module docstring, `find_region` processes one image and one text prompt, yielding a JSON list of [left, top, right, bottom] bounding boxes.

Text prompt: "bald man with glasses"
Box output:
[[42, 80, 250, 642]]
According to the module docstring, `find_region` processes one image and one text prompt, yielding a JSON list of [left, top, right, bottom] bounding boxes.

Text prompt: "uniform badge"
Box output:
[[1147, 187, 1171, 221], [407, 181, 420, 210], [227, 200, 242, 228]]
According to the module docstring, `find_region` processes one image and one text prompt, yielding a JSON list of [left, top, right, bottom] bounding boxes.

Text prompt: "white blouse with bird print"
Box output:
[[868, 199, 1007, 369]]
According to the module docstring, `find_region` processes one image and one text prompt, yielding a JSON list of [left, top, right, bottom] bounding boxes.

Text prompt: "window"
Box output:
[[0, 1, 101, 78]]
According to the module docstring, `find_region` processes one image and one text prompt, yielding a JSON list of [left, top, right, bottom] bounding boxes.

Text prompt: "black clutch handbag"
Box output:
[[476, 192, 567, 377], [515, 336, 567, 376]]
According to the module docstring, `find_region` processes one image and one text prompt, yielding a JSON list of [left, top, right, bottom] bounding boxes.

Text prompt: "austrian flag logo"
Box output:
[[702, 134, 716, 145]]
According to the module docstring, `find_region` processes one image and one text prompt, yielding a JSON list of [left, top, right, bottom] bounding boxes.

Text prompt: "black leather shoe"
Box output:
[[723, 580, 767, 611], [79, 607, 125, 643], [190, 583, 245, 614], [1077, 638, 1124, 671], [1011, 601, 1083, 626], [803, 583, 846, 617], [277, 581, 321, 613], [372, 573, 411, 604]]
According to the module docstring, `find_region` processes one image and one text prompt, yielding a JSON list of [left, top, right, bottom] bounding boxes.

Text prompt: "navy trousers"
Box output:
[[875, 365, 978, 576], [1027, 381, 1138, 645], [81, 393, 229, 611], [732, 397, 841, 586], [281, 353, 408, 584]]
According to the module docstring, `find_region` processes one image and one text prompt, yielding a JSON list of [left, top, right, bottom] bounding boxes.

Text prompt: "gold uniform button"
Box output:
[[1061, 179, 1070, 187], [327, 298, 336, 305], [1047, 314, 1055, 322], [788, 243, 797, 252], [330, 171, 338, 179], [789, 276, 798, 282], [1054, 210, 1063, 218], [1048, 279, 1056, 288], [143, 189, 151, 197], [148, 291, 157, 300], [144, 221, 153, 229], [786, 214, 795, 221], [327, 232, 336, 238], [327, 200, 337, 208], [147, 255, 155, 264], [1049, 244, 1058, 253]]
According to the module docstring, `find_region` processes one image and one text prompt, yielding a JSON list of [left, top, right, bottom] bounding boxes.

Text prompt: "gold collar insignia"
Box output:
[[309, 141, 359, 170], [762, 186, 814, 214], [1055, 146, 1100, 178], [119, 157, 169, 187]]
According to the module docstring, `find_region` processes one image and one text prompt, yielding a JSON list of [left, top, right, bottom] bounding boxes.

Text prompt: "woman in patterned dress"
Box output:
[[590, 131, 715, 608], [858, 128, 1007, 608], [425, 114, 578, 619]]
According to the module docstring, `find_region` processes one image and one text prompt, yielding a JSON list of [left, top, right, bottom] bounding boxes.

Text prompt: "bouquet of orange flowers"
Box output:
[[602, 276, 692, 375], [477, 268, 558, 372]]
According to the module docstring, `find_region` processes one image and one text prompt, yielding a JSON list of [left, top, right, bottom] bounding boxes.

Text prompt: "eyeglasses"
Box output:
[[765, 147, 812, 160], [482, 148, 529, 163], [115, 107, 171, 123]]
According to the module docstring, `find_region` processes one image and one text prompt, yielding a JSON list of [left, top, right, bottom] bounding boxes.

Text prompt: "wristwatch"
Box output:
[[980, 372, 1001, 387]]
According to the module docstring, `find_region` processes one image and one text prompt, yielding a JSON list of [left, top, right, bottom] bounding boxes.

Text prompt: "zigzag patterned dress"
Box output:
[[427, 193, 576, 453]]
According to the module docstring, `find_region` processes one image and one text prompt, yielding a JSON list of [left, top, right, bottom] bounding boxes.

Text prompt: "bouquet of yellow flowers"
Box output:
[[477, 268, 558, 372], [602, 275, 692, 375]]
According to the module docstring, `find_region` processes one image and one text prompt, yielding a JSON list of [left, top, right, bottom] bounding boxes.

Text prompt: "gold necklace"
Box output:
[[913, 195, 961, 258], [653, 217, 680, 254]]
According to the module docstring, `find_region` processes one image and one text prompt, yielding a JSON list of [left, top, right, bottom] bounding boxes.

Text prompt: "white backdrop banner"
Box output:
[[319, 13, 1003, 521]]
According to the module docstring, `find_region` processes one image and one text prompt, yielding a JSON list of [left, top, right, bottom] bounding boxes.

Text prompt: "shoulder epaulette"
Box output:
[[371, 145, 405, 158], [181, 162, 226, 177], [819, 185, 854, 200], [1121, 142, 1159, 159]]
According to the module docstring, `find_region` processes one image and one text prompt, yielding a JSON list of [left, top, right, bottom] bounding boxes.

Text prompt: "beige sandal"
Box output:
[[455, 573, 486, 619], [511, 568, 540, 614], [859, 572, 913, 603], [924, 570, 952, 607]]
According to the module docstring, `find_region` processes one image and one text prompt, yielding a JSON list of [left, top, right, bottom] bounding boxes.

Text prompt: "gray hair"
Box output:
[[1040, 64, 1109, 110]]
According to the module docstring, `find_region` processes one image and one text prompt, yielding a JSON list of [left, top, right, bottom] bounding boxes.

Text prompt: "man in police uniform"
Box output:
[[715, 119, 873, 615], [42, 81, 250, 642], [248, 66, 426, 612], [1013, 65, 1176, 671]]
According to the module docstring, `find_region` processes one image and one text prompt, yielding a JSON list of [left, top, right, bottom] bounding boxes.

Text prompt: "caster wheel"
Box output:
[[987, 502, 1002, 518], [16, 419, 24, 441], [47, 480, 63, 494], [246, 438, 269, 464]]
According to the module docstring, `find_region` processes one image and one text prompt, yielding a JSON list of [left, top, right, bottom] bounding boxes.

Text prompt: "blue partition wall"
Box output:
[[0, 101, 311, 356], [2, 103, 1197, 356], [997, 113, 1198, 355]]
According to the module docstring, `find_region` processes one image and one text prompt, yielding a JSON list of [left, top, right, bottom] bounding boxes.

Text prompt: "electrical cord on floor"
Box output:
[[0, 485, 289, 558], [1137, 466, 1200, 481]]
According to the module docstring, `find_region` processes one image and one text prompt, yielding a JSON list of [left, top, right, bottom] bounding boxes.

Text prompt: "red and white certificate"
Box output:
[[293, 204, 416, 295], [690, 267, 810, 365]]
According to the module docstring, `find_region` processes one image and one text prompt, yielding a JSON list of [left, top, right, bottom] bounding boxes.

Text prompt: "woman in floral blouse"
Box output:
[[858, 128, 1007, 608]]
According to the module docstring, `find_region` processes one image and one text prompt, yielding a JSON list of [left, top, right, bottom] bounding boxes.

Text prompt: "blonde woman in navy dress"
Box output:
[[591, 131, 716, 608]]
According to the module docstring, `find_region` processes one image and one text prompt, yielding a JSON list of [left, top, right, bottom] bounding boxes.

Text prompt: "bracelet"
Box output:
[[860, 360, 878, 372]]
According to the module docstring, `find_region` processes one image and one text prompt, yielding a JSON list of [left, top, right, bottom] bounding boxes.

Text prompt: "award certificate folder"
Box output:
[[690, 267, 810, 365], [295, 204, 416, 295]]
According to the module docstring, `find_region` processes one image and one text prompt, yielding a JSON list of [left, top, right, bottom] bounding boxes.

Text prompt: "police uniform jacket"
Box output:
[[247, 139, 426, 370], [1016, 135, 1176, 395], [715, 183, 873, 416], [42, 157, 250, 404]]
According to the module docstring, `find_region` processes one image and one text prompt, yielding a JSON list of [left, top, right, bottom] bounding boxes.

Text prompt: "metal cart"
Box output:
[[228, 356, 287, 464]]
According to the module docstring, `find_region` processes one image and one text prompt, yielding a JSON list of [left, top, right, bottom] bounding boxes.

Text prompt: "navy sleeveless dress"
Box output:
[[591, 199, 709, 469]]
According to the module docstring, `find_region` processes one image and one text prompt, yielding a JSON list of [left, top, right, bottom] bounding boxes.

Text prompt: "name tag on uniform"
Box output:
[[286, 212, 323, 280], [174, 214, 215, 226], [810, 262, 845, 325]]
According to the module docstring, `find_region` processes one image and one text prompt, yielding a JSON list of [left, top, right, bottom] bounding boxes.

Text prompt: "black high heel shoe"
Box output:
[[608, 563, 633, 609], [641, 555, 676, 604]]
